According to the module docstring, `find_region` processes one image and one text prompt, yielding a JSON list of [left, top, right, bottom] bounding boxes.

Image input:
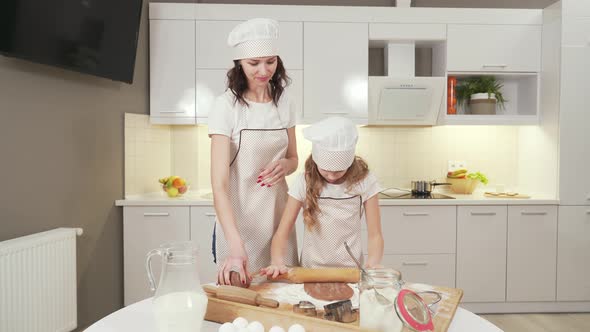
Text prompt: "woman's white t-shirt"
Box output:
[[288, 172, 382, 204], [208, 90, 296, 142]]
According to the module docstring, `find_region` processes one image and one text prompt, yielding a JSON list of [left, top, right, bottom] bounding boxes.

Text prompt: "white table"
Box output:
[[85, 298, 503, 332]]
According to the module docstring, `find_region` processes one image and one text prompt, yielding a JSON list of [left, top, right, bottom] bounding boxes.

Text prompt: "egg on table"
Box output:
[[233, 317, 249, 329], [247, 321, 265, 332], [218, 322, 237, 332]]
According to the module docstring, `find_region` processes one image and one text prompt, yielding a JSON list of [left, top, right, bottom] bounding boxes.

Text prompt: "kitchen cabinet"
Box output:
[[303, 22, 368, 123], [558, 46, 590, 205], [447, 24, 542, 72], [380, 206, 456, 254], [557, 206, 590, 301], [149, 20, 196, 125], [381, 254, 455, 288], [123, 206, 190, 306], [190, 207, 218, 284], [456, 206, 507, 302], [506, 205, 557, 302]]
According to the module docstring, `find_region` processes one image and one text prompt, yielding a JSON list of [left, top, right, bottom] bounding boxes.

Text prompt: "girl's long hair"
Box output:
[[303, 155, 369, 230], [226, 56, 290, 107]]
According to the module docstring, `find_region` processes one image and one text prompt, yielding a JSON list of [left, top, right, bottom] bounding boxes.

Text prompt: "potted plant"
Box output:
[[455, 76, 506, 115]]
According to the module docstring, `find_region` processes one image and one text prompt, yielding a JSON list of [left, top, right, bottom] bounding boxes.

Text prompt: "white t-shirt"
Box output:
[[288, 172, 382, 204], [208, 90, 297, 142]]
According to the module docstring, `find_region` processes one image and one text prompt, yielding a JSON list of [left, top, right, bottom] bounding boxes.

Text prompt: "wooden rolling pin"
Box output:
[[203, 285, 279, 308], [269, 267, 360, 283]]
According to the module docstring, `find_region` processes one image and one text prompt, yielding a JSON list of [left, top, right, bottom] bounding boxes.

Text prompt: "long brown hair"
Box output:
[[226, 56, 290, 107], [303, 155, 369, 230]]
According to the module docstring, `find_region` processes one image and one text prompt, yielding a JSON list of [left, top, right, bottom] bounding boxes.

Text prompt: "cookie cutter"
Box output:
[[293, 300, 317, 317], [323, 299, 358, 323]]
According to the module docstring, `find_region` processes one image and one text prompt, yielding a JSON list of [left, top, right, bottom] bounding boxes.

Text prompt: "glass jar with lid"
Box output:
[[359, 268, 433, 332]]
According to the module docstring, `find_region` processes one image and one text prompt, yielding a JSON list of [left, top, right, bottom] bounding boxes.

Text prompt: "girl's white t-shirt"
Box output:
[[208, 90, 296, 142], [288, 172, 382, 204]]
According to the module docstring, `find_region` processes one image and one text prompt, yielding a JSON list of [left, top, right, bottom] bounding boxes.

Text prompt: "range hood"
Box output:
[[368, 41, 446, 126]]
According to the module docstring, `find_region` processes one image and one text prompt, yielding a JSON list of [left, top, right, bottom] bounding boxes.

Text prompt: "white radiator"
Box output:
[[0, 227, 83, 332]]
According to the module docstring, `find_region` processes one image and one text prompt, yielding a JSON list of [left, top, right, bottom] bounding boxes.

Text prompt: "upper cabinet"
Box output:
[[304, 22, 368, 124], [149, 20, 196, 125], [447, 25, 542, 72]]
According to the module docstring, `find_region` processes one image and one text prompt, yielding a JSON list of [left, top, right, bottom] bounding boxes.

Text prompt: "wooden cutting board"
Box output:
[[484, 192, 531, 199], [204, 282, 463, 332]]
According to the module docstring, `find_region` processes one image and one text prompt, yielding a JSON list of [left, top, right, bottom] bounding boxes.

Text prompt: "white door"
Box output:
[[506, 205, 557, 302], [558, 47, 590, 205], [304, 22, 368, 123], [447, 24, 541, 72], [149, 20, 196, 124], [557, 206, 590, 301], [123, 206, 190, 305], [456, 205, 507, 302], [190, 206, 218, 284]]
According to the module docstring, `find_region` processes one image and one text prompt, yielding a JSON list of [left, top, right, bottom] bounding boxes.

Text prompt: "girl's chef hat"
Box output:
[[227, 18, 279, 60], [303, 117, 358, 171]]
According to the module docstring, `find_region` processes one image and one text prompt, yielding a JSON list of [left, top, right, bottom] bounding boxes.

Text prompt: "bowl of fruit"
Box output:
[[158, 176, 189, 198], [446, 169, 488, 194]]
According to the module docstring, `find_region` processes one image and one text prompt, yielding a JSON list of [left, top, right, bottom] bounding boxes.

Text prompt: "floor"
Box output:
[[480, 313, 590, 332]]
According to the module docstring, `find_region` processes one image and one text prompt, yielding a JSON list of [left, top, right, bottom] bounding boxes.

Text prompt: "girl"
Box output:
[[209, 18, 299, 285], [262, 117, 384, 277]]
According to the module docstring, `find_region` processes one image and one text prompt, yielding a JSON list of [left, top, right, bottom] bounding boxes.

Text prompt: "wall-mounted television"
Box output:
[[0, 0, 143, 84]]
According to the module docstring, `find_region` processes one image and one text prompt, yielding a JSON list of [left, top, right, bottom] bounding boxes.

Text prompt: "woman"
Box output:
[[209, 18, 299, 286]]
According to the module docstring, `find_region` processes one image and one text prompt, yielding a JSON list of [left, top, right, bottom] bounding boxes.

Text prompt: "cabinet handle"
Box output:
[[470, 212, 496, 216], [205, 213, 217, 217], [402, 212, 430, 216], [521, 211, 547, 216], [482, 64, 508, 68], [143, 212, 170, 217], [160, 110, 186, 114], [402, 262, 428, 266]]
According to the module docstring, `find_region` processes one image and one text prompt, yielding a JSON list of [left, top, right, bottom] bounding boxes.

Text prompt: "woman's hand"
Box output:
[[218, 247, 250, 286], [364, 263, 384, 269], [260, 264, 289, 279], [258, 159, 289, 187]]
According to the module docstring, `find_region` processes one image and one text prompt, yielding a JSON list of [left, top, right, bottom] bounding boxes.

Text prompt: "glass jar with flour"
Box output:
[[359, 268, 433, 332]]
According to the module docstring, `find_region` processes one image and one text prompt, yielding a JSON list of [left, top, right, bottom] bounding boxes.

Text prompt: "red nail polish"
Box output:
[[267, 184, 272, 187], [256, 180, 261, 183], [260, 183, 265, 186], [258, 176, 262, 179]]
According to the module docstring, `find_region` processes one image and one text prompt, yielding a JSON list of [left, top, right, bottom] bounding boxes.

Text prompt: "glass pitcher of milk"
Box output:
[[146, 241, 208, 332]]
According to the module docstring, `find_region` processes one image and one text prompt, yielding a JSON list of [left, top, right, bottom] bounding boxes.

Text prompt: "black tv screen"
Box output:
[[0, 0, 143, 84]]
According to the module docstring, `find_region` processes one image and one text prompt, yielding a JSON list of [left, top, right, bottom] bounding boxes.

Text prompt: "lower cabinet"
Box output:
[[381, 254, 455, 287], [190, 206, 218, 284], [457, 205, 507, 302], [557, 206, 590, 301], [507, 205, 557, 302], [123, 206, 190, 306]]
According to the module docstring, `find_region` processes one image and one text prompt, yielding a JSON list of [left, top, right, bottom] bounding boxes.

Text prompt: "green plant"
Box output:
[[467, 172, 489, 185], [455, 76, 507, 110]]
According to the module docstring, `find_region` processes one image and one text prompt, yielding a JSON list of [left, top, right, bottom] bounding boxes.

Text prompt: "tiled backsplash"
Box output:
[[125, 113, 520, 196]]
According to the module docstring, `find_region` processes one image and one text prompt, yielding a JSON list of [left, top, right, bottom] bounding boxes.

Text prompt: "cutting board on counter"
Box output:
[[484, 192, 531, 199], [204, 282, 463, 332]]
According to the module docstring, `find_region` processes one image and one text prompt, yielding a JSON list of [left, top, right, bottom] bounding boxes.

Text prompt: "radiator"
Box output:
[[0, 228, 83, 332]]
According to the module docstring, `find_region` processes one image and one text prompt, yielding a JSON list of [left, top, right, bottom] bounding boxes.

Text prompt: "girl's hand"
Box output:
[[260, 264, 288, 279], [218, 254, 250, 286], [258, 159, 288, 187], [364, 263, 384, 269]]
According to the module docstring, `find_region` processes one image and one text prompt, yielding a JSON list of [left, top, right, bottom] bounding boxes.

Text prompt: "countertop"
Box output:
[[115, 189, 559, 206]]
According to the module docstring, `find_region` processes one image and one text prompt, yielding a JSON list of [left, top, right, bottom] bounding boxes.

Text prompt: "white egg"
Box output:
[[247, 321, 265, 332], [287, 324, 306, 332], [218, 322, 237, 332], [233, 317, 249, 329], [268, 326, 285, 332], [236, 328, 249, 332]]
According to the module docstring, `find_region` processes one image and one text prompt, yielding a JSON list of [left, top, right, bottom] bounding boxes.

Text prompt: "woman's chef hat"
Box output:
[[227, 18, 279, 60], [303, 117, 359, 171]]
